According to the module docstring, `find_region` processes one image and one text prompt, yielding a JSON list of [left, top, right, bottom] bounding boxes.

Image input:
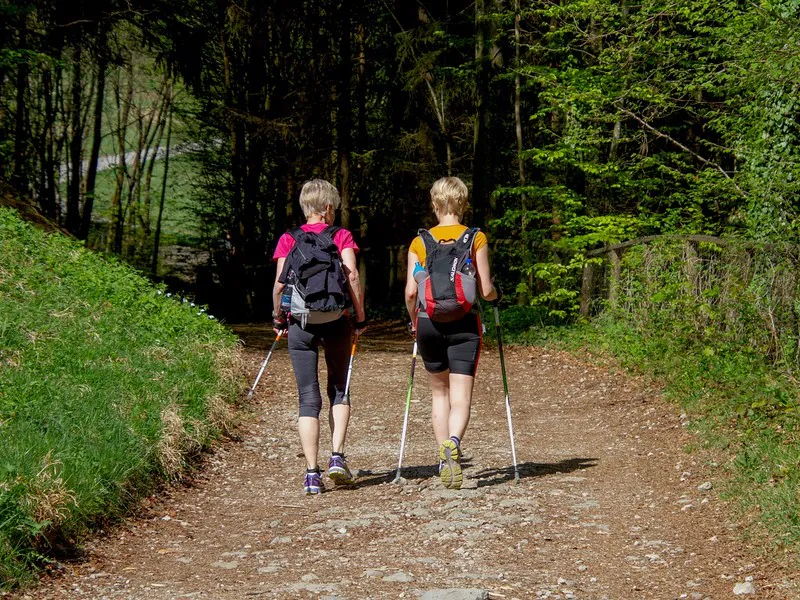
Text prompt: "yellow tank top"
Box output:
[[409, 224, 488, 267]]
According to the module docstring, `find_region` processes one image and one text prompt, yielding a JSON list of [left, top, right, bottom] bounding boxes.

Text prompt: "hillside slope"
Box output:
[[0, 207, 242, 588]]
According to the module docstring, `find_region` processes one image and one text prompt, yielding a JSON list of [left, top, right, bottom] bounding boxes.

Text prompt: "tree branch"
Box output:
[[616, 103, 746, 197]]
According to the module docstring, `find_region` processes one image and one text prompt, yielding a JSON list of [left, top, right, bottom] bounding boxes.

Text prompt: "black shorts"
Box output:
[[416, 312, 482, 376]]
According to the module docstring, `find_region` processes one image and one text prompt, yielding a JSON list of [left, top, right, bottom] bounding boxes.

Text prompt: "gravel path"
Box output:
[[19, 322, 799, 599]]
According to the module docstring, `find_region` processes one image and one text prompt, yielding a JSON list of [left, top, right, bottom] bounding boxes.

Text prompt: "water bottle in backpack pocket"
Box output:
[[416, 228, 478, 322], [280, 274, 294, 314]]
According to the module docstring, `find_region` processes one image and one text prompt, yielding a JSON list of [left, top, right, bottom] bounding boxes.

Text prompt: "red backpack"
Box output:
[[415, 228, 479, 322]]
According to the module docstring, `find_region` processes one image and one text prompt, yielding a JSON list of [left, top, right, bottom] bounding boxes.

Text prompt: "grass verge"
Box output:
[[0, 207, 244, 588], [499, 305, 800, 560]]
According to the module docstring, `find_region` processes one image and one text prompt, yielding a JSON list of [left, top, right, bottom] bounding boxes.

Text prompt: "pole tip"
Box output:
[[391, 476, 408, 486]]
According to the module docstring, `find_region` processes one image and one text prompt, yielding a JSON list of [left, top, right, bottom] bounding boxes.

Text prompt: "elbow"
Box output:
[[348, 270, 361, 291]]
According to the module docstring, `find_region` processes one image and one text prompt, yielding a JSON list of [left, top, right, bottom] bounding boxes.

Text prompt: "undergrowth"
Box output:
[[499, 240, 800, 561], [0, 207, 243, 588]]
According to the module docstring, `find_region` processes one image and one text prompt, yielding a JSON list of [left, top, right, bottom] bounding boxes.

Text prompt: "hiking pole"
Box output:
[[246, 330, 284, 399], [493, 303, 520, 483], [392, 339, 418, 484], [342, 332, 359, 403]]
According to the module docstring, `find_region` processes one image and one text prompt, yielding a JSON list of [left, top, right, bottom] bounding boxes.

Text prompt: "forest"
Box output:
[[1, 0, 799, 322]]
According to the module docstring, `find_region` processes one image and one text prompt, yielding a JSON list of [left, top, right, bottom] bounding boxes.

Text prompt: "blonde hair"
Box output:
[[430, 177, 468, 218], [299, 179, 341, 217]]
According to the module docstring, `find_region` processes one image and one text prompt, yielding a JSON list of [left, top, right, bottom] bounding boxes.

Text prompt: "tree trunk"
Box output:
[[65, 45, 83, 234], [337, 0, 352, 230], [141, 113, 166, 236], [152, 106, 173, 276], [221, 26, 244, 250], [356, 20, 367, 149], [39, 67, 58, 219], [608, 249, 621, 308], [123, 79, 165, 249], [473, 0, 490, 227], [109, 60, 134, 253], [12, 12, 29, 191], [514, 0, 525, 203], [126, 80, 166, 238], [580, 262, 594, 318], [243, 21, 269, 258], [81, 30, 108, 240]]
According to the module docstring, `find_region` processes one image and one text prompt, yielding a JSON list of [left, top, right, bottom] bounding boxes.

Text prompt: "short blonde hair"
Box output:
[[430, 177, 468, 218], [299, 179, 340, 217]]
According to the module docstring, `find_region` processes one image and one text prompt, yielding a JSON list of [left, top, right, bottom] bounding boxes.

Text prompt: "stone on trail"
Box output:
[[417, 589, 489, 600], [257, 565, 280, 574], [697, 481, 713, 492], [210, 560, 238, 570], [733, 581, 757, 595], [270, 536, 292, 544], [364, 568, 387, 578], [383, 570, 415, 582]]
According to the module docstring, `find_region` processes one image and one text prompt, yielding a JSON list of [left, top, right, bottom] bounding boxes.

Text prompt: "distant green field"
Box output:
[[0, 207, 242, 588], [90, 153, 203, 247]]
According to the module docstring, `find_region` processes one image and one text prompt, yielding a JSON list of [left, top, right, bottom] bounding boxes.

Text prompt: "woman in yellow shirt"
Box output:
[[405, 176, 500, 489]]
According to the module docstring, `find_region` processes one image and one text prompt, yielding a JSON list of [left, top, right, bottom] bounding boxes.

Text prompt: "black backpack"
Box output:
[[279, 226, 351, 327], [416, 227, 479, 322]]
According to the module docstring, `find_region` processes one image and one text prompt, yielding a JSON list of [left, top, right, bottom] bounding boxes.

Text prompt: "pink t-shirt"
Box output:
[[272, 223, 359, 260]]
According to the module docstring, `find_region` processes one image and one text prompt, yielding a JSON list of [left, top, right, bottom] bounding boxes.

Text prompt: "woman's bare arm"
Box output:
[[475, 245, 498, 301], [341, 248, 366, 328], [405, 251, 420, 328]]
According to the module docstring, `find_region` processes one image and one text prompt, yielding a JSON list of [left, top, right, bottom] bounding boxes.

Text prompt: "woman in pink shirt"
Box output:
[[271, 179, 367, 495]]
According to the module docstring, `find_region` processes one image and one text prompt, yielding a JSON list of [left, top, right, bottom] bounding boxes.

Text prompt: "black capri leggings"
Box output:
[[416, 312, 482, 377], [287, 316, 353, 418]]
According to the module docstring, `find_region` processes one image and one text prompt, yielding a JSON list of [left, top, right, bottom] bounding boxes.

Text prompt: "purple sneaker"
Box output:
[[304, 470, 323, 495], [327, 455, 355, 487]]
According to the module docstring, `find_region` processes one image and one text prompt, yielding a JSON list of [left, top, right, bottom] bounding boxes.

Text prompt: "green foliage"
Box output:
[[495, 0, 800, 318], [0, 208, 242, 588], [515, 236, 800, 553]]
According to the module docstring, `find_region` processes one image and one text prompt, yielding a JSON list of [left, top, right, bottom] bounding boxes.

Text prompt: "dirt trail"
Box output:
[[21, 323, 799, 599]]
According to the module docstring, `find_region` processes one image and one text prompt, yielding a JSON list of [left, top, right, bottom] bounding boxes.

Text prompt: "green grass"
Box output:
[[500, 306, 800, 559], [0, 207, 243, 588]]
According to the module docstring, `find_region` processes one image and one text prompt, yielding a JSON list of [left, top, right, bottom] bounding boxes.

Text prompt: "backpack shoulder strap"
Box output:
[[317, 225, 340, 251], [288, 227, 305, 242], [455, 226, 479, 253], [418, 229, 438, 254]]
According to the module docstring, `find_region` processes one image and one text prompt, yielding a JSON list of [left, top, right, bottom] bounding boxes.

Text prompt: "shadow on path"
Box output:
[[472, 457, 598, 487], [350, 457, 598, 489]]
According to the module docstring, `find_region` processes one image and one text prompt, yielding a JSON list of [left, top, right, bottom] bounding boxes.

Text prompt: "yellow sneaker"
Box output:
[[438, 438, 463, 489]]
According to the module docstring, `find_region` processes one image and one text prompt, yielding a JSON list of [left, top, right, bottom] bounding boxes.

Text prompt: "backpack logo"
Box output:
[[416, 228, 479, 323], [279, 226, 351, 328]]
